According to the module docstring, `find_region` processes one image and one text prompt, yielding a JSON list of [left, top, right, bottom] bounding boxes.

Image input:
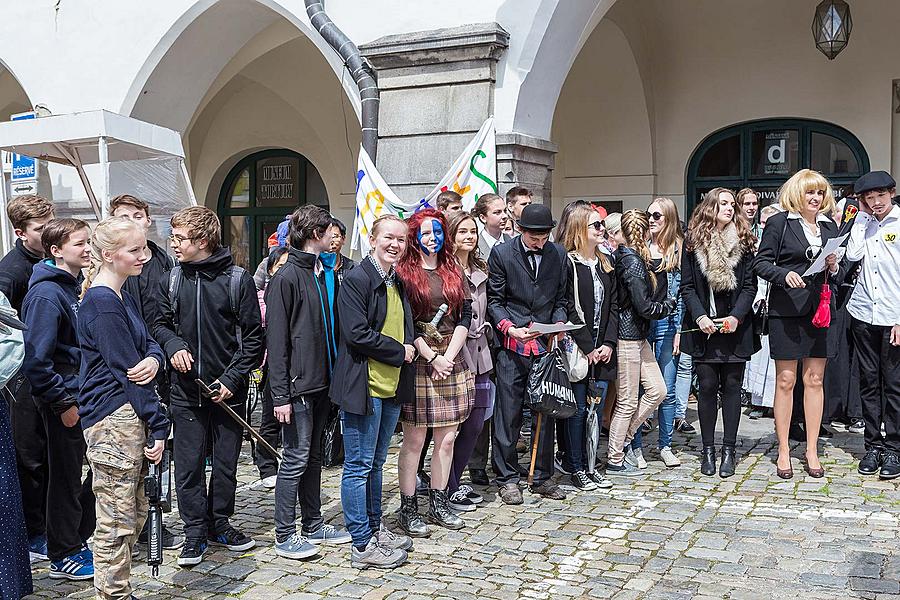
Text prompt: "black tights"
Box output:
[[696, 362, 745, 447]]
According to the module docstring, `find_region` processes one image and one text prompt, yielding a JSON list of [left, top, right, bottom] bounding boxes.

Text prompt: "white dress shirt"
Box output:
[[846, 205, 900, 326]]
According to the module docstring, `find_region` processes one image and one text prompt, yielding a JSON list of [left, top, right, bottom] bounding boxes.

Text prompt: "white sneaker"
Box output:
[[659, 447, 681, 467], [624, 447, 638, 467], [250, 475, 277, 490], [635, 448, 648, 469]]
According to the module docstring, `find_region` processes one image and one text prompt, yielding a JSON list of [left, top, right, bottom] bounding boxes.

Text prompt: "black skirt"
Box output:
[[768, 315, 831, 360]]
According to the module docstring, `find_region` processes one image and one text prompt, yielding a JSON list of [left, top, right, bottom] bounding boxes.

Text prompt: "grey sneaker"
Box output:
[[624, 447, 639, 468], [374, 524, 413, 551], [350, 538, 407, 570], [274, 533, 319, 560], [606, 461, 641, 477], [306, 524, 352, 545]]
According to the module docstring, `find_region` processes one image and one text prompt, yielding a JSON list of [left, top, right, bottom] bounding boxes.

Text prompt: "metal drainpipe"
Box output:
[[304, 1, 379, 162]]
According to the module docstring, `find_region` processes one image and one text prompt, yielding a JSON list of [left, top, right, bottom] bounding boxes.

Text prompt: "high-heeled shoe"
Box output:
[[776, 466, 794, 479], [804, 458, 825, 478]]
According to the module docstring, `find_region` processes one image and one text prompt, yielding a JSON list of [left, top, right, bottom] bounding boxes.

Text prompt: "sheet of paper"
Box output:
[[527, 321, 582, 335], [802, 233, 849, 276]]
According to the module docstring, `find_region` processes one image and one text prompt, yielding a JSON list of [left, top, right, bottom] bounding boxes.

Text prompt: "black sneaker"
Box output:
[[848, 419, 865, 434], [208, 526, 255, 551], [468, 468, 489, 486], [879, 453, 900, 480], [640, 419, 653, 434], [570, 471, 598, 491], [177, 539, 207, 567], [138, 524, 185, 550], [675, 420, 697, 435], [447, 489, 477, 512], [859, 448, 884, 475], [554, 452, 572, 475]]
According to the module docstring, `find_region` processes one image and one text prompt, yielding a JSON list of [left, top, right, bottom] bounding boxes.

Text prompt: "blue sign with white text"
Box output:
[[11, 112, 36, 182]]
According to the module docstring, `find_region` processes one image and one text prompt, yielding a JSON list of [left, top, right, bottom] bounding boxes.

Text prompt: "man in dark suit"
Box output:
[[487, 204, 568, 504]]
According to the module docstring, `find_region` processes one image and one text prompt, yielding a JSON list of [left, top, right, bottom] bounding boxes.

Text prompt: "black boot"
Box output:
[[398, 493, 430, 538], [719, 445, 736, 478], [700, 446, 716, 476], [427, 489, 464, 530]]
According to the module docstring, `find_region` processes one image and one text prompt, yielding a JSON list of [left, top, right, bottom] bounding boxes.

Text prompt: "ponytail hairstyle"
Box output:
[[620, 209, 656, 290], [81, 216, 145, 299], [396, 208, 466, 319]]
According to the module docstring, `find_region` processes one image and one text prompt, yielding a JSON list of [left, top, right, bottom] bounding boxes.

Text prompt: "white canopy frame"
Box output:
[[0, 110, 195, 252]]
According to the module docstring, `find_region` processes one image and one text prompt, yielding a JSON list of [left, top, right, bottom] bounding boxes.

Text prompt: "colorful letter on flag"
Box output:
[[351, 147, 419, 254], [421, 117, 497, 211]]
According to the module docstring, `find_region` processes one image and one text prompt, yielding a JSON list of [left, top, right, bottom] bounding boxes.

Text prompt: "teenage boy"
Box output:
[[151, 207, 263, 566], [22, 218, 96, 579], [505, 186, 533, 234], [265, 205, 351, 559], [0, 194, 54, 561], [487, 204, 569, 504], [847, 171, 900, 479], [436, 190, 463, 216], [327, 218, 356, 284], [109, 194, 183, 550]]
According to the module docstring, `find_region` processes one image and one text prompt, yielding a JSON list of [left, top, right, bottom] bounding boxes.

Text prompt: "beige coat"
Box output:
[[462, 267, 493, 376]]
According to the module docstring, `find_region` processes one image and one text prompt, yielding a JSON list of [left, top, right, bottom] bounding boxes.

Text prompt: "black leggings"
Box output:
[[696, 362, 745, 447]]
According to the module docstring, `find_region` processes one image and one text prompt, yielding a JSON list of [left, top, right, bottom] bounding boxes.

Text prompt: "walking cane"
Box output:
[[527, 412, 543, 487]]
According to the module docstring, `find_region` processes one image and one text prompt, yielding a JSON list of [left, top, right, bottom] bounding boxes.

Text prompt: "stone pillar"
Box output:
[[496, 133, 558, 207], [360, 23, 509, 202]]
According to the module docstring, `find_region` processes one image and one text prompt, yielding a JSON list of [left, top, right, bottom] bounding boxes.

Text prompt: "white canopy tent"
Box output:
[[0, 110, 196, 253]]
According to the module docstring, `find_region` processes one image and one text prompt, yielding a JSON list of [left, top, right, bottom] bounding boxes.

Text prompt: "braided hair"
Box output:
[[621, 209, 656, 290]]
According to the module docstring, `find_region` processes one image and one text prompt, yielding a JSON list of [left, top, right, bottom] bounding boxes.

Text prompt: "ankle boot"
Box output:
[[398, 493, 430, 538], [427, 489, 464, 530], [700, 446, 717, 476], [719, 445, 736, 478]]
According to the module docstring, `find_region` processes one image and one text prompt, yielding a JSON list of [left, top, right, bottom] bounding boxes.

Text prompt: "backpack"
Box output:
[[168, 265, 246, 350]]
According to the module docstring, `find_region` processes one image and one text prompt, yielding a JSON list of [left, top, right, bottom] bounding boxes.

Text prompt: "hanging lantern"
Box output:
[[812, 0, 852, 60]]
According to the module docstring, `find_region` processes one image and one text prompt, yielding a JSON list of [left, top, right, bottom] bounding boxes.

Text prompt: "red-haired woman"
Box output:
[[396, 209, 474, 536]]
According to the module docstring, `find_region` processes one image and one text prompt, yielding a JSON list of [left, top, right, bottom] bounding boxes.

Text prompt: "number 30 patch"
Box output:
[[885, 232, 898, 243]]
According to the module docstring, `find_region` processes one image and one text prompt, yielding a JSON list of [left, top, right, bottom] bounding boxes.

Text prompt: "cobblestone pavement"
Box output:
[[28, 410, 900, 600]]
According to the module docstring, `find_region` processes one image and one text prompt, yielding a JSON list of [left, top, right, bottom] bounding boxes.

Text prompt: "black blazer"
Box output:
[[566, 256, 618, 381], [752, 212, 842, 318], [487, 238, 568, 330], [329, 259, 414, 416], [680, 248, 759, 359]]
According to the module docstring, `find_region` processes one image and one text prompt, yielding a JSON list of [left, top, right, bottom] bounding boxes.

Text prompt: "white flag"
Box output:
[[421, 117, 498, 211], [351, 147, 419, 255]]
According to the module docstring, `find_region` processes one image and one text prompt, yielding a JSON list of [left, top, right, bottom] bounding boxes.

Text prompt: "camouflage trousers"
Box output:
[[83, 403, 148, 600]]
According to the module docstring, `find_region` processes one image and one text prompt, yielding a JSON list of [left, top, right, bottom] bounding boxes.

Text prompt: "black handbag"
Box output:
[[526, 347, 577, 419], [753, 219, 788, 337], [321, 405, 344, 468]]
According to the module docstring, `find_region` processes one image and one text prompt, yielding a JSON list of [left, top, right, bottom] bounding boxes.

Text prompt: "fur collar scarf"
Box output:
[[695, 223, 741, 292]]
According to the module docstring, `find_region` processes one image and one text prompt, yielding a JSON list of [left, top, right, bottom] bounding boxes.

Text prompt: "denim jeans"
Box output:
[[675, 353, 693, 420], [340, 397, 402, 548], [563, 380, 608, 472], [650, 318, 678, 449]]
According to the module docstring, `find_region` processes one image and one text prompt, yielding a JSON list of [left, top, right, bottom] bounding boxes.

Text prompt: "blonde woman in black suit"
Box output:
[[753, 169, 842, 479]]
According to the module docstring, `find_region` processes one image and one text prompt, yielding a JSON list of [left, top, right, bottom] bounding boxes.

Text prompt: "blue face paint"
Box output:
[[417, 219, 444, 255]]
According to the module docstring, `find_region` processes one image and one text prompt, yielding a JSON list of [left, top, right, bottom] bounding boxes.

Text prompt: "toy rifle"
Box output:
[[145, 439, 164, 576]]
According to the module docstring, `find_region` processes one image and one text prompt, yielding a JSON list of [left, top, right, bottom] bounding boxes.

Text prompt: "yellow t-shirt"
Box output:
[[367, 285, 404, 398]]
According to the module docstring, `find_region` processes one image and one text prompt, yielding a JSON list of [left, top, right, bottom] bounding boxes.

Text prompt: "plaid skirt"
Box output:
[[401, 338, 475, 427]]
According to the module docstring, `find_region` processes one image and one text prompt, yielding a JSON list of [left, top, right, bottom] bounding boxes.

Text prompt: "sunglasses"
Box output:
[[648, 212, 664, 221], [588, 221, 604, 231]]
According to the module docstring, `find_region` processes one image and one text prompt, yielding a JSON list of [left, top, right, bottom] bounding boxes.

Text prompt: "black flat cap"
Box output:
[[517, 204, 556, 231], [853, 170, 896, 195]]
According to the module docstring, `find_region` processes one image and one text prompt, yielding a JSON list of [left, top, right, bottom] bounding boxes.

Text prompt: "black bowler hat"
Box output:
[[853, 170, 896, 195], [517, 204, 557, 231]]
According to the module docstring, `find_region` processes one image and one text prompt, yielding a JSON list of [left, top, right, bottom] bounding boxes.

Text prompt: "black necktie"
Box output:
[[526, 250, 539, 276]]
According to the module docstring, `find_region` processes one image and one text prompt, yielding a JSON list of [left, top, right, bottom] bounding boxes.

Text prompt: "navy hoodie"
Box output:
[[21, 260, 82, 413], [77, 286, 169, 440]]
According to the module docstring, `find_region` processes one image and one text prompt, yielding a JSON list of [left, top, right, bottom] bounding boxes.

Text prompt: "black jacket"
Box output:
[[265, 248, 337, 405], [680, 248, 759, 359], [487, 238, 568, 331], [330, 258, 414, 416], [615, 247, 675, 341], [0, 239, 41, 314], [752, 212, 843, 318], [566, 256, 618, 381], [151, 248, 264, 407], [123, 239, 174, 327]]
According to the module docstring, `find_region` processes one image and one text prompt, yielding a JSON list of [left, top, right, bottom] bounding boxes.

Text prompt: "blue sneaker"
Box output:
[[208, 525, 255, 551], [274, 533, 320, 559], [49, 550, 94, 580], [305, 523, 352, 545], [29, 534, 48, 563]]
